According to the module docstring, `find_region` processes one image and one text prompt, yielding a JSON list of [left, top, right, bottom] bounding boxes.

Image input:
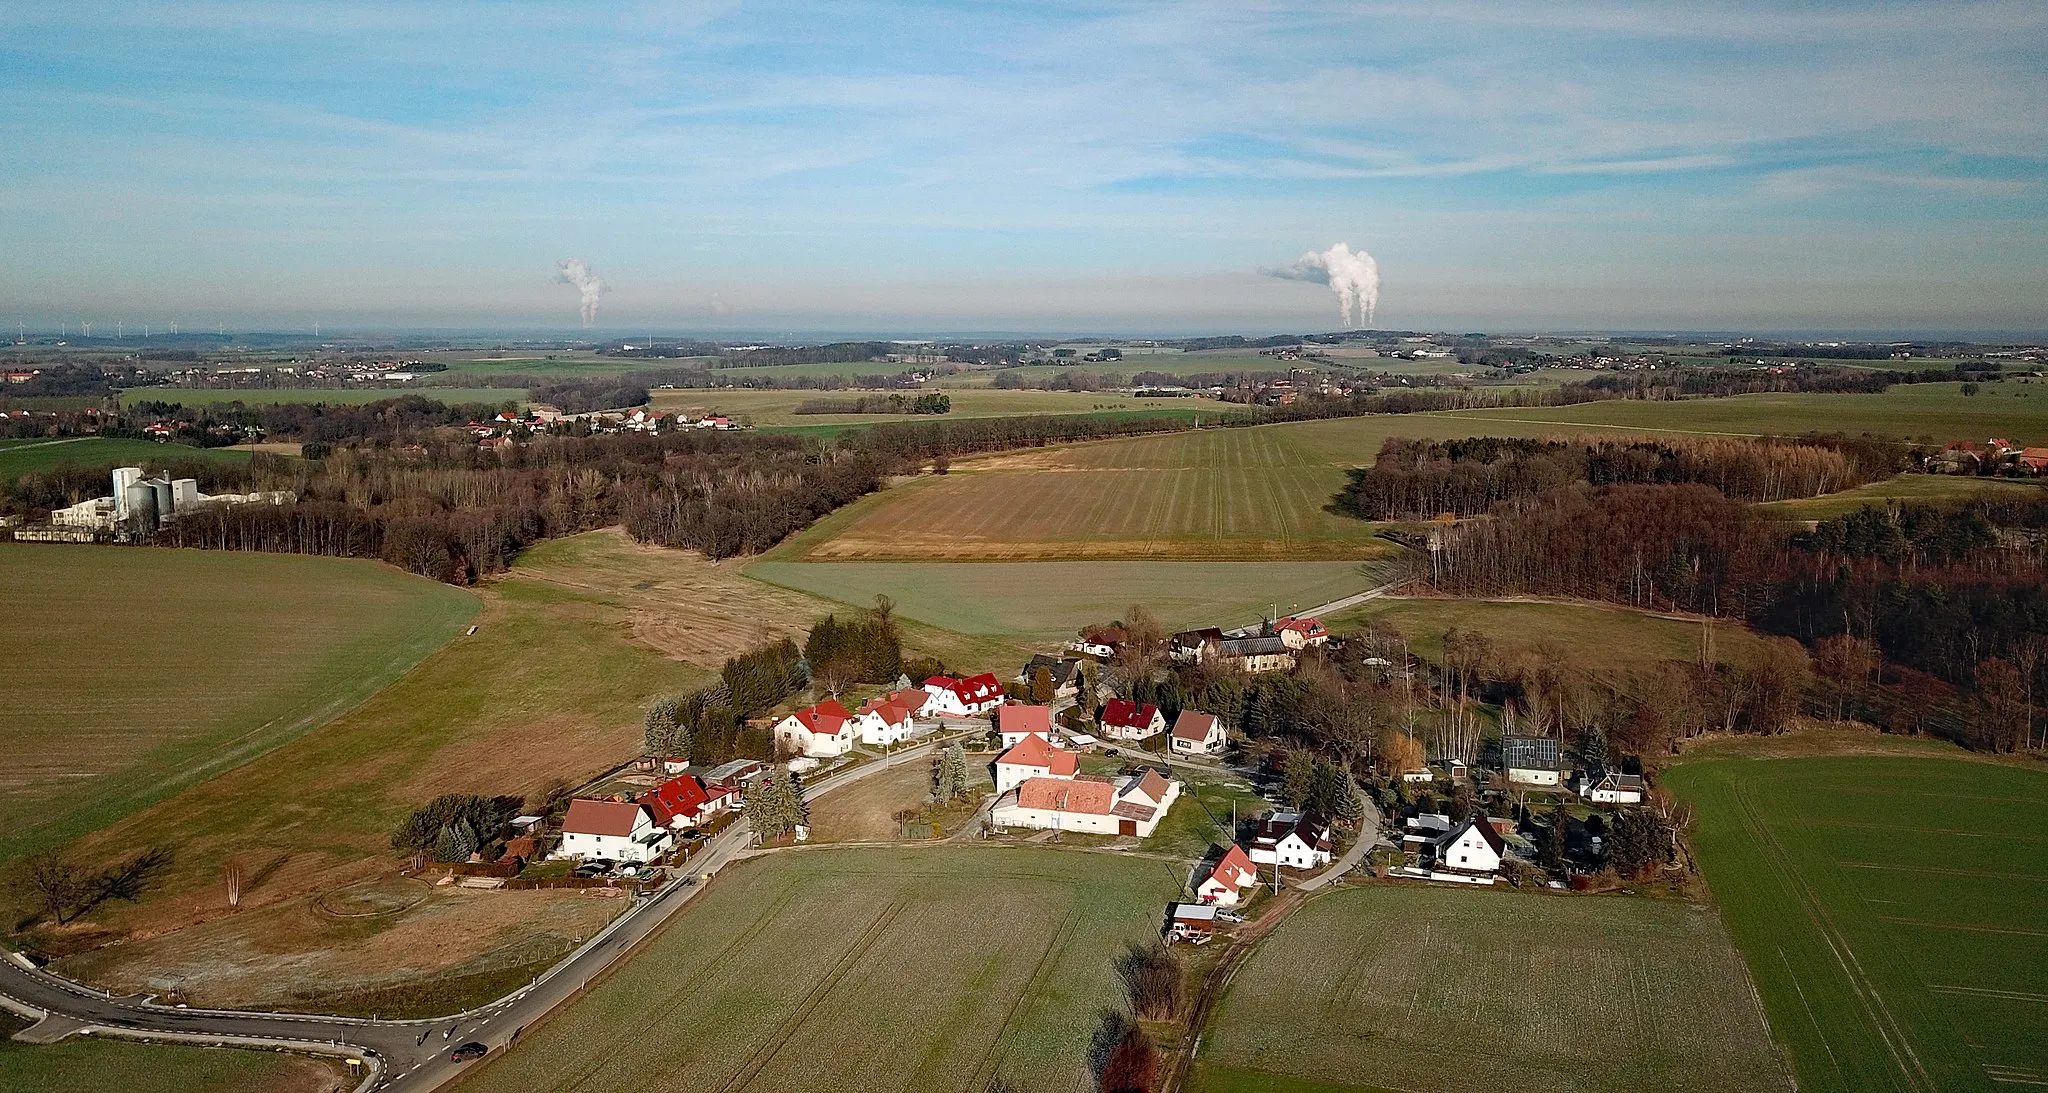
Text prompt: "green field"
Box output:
[[1443, 382, 2048, 445], [1757, 473, 2045, 519], [0, 437, 252, 480], [1334, 596, 1780, 669], [118, 386, 518, 408], [0, 546, 477, 861], [1663, 755, 2048, 1093], [1196, 885, 1791, 1093], [457, 847, 1184, 1093], [0, 1014, 343, 1093], [747, 558, 1394, 639]]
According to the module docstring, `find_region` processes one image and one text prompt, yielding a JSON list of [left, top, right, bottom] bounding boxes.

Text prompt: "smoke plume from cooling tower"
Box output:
[[556, 259, 609, 326], [1267, 243, 1380, 327]]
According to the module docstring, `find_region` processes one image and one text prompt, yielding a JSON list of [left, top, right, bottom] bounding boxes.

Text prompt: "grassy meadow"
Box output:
[[0, 1013, 346, 1093], [1757, 473, 2045, 520], [0, 546, 477, 861], [1195, 886, 1791, 1093], [0, 437, 252, 480], [1662, 754, 2048, 1093], [456, 847, 1185, 1093], [1332, 596, 1781, 669], [1442, 381, 2048, 445], [746, 558, 1395, 639]]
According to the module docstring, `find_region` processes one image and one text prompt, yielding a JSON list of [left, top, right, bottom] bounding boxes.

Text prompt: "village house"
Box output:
[[1168, 627, 1226, 664], [992, 731, 1078, 793], [1430, 817, 1505, 876], [853, 690, 922, 747], [998, 703, 1055, 748], [1501, 735, 1563, 787], [1169, 710, 1227, 756], [921, 672, 1005, 716], [1272, 615, 1330, 649], [1098, 698, 1167, 742], [1578, 770, 1645, 804], [989, 768, 1180, 838], [1215, 636, 1297, 673], [1014, 655, 1083, 699], [1249, 811, 1334, 869], [1195, 844, 1259, 906], [639, 773, 732, 831], [2019, 447, 2048, 475], [774, 698, 856, 758], [1067, 625, 1126, 661], [559, 799, 674, 863]]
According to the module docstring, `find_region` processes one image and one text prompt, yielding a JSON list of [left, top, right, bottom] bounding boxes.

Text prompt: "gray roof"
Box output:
[[1501, 736, 1561, 771], [1218, 636, 1291, 657]]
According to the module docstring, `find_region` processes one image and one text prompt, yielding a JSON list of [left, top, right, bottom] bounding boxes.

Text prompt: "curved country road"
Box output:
[[0, 736, 962, 1092]]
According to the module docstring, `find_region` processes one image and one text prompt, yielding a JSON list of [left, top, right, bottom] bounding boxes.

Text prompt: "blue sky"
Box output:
[[1, 1, 2044, 335]]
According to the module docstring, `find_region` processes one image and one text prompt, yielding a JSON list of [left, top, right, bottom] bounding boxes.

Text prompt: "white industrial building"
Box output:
[[39, 466, 292, 541]]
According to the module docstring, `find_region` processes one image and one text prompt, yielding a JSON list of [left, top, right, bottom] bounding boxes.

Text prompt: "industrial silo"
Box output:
[[111, 466, 144, 519], [145, 478, 174, 525], [172, 479, 200, 512], [122, 483, 157, 535]]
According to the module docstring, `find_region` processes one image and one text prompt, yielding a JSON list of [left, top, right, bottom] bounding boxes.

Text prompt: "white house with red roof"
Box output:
[[853, 690, 920, 747], [1099, 698, 1166, 742], [993, 732, 1079, 793], [997, 704, 1054, 748], [922, 672, 1004, 716], [774, 698, 855, 758], [559, 799, 674, 863], [1432, 817, 1505, 875], [1273, 616, 1330, 649], [1196, 844, 1260, 906], [1169, 710, 1226, 756], [989, 768, 1179, 838]]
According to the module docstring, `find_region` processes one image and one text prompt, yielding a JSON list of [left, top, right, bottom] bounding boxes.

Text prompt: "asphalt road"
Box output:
[[0, 736, 960, 1093]]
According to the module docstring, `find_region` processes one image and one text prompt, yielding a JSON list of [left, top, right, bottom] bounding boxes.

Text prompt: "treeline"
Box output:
[[803, 603, 904, 690], [851, 411, 1206, 461], [716, 341, 896, 368], [1335, 435, 1902, 519], [1577, 366, 1892, 398], [149, 430, 890, 579], [642, 637, 814, 764], [128, 395, 516, 444], [528, 379, 648, 413], [792, 392, 950, 415], [1425, 487, 2048, 751]]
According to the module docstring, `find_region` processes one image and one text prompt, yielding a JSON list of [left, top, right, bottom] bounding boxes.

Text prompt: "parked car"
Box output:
[[450, 1042, 488, 1062]]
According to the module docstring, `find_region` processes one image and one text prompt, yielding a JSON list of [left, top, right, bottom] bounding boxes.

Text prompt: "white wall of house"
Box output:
[[994, 760, 1051, 795], [1439, 828, 1502, 873], [1249, 833, 1331, 869], [560, 824, 672, 863], [990, 801, 1120, 836], [775, 718, 853, 757], [857, 712, 912, 747], [1508, 766, 1561, 787], [1585, 784, 1642, 804]]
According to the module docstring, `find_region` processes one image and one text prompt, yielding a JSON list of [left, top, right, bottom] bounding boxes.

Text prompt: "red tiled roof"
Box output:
[[1275, 616, 1326, 636], [857, 695, 914, 726], [1170, 710, 1220, 743], [563, 798, 645, 838], [1207, 844, 1256, 888], [642, 774, 712, 822], [999, 704, 1052, 737], [1101, 698, 1158, 730], [1129, 769, 1173, 805], [787, 698, 852, 736], [997, 733, 1079, 777], [1015, 776, 1114, 815], [957, 672, 1002, 701]]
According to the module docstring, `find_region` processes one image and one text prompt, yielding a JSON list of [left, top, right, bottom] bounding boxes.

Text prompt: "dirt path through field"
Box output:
[[1159, 888, 1309, 1093]]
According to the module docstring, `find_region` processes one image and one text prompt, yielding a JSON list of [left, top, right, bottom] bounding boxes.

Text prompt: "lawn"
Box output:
[[1194, 885, 1791, 1093], [118, 386, 518, 408], [0, 1013, 345, 1093], [0, 437, 251, 480], [0, 545, 478, 862], [745, 558, 1396, 640], [456, 847, 1187, 1093], [1141, 769, 1274, 861], [1757, 473, 2045, 520], [1442, 381, 2048, 445], [1331, 596, 1781, 669], [1661, 754, 2048, 1093]]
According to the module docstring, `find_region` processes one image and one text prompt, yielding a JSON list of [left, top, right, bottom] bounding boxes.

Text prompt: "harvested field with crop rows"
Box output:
[[1196, 885, 1790, 1093], [457, 848, 1182, 1093], [1665, 754, 2048, 1093]]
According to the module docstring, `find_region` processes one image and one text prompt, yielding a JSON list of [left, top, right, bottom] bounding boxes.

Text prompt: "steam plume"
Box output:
[[1267, 243, 1380, 327], [555, 258, 609, 327]]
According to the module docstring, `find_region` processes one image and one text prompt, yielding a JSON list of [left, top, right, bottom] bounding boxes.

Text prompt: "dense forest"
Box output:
[[1335, 435, 1904, 518], [1419, 480, 2048, 752]]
